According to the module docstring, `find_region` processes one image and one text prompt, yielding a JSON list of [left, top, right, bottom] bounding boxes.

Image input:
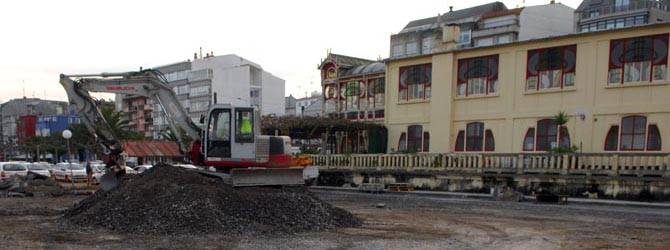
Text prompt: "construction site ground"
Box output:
[[1, 190, 669, 249]]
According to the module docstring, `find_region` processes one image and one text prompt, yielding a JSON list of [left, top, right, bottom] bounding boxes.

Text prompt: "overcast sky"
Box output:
[[0, 0, 581, 103]]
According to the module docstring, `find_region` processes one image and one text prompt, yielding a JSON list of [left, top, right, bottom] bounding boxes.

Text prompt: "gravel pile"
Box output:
[[62, 164, 360, 235]]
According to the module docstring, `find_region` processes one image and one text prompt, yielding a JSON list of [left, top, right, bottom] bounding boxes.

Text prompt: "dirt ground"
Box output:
[[0, 190, 669, 250]]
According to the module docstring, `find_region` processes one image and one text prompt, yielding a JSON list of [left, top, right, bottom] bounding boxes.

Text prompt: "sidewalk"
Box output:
[[310, 185, 670, 208]]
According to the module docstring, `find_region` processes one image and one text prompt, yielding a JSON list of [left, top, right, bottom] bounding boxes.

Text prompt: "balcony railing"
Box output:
[[307, 153, 670, 178], [580, 1, 667, 19], [188, 69, 213, 82]]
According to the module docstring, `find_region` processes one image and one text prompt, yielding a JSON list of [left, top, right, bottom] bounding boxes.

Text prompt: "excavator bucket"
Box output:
[[99, 173, 120, 191], [229, 168, 305, 187]]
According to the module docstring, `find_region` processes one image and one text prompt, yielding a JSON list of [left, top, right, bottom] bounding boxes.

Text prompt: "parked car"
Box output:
[[53, 162, 87, 182], [0, 162, 28, 181], [27, 163, 52, 178], [134, 164, 153, 173]]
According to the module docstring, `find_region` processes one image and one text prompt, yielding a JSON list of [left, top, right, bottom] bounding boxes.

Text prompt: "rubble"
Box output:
[[62, 164, 360, 235], [0, 174, 64, 197]]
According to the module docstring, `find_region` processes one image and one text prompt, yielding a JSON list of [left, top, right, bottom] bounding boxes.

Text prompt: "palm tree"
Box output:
[[99, 105, 144, 140], [553, 111, 574, 153], [100, 105, 130, 137]]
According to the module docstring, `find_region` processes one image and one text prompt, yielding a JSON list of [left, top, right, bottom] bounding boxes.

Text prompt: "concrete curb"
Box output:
[[310, 186, 670, 209]]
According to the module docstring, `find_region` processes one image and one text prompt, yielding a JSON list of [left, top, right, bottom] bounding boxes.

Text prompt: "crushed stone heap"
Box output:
[[62, 164, 360, 235]]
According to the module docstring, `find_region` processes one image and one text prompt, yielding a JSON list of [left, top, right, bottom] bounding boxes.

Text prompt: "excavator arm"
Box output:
[[59, 70, 202, 190]]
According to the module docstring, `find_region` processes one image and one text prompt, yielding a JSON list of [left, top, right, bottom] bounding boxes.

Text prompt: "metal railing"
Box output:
[[579, 1, 668, 19], [307, 152, 670, 177]]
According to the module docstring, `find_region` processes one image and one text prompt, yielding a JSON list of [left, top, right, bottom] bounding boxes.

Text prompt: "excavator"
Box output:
[[59, 70, 315, 191]]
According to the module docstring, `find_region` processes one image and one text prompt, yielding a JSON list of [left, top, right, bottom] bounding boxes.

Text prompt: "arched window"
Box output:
[[398, 132, 407, 151], [455, 131, 465, 151], [485, 129, 495, 151], [604, 126, 619, 151], [466, 122, 484, 151], [536, 119, 558, 151], [620, 116, 646, 150], [523, 128, 535, 151], [407, 125, 423, 152], [423, 132, 430, 152], [326, 67, 336, 79], [647, 124, 661, 151]]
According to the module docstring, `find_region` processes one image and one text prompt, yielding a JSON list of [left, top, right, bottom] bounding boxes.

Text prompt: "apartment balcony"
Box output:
[[578, 1, 667, 20], [189, 92, 210, 98], [188, 69, 213, 82], [472, 25, 519, 39]]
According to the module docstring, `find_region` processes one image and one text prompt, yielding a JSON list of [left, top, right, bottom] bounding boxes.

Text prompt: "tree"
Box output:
[[551, 111, 578, 153], [99, 105, 144, 140]]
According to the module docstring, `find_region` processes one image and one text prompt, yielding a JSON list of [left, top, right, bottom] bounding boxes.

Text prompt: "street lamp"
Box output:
[[62, 129, 74, 188]]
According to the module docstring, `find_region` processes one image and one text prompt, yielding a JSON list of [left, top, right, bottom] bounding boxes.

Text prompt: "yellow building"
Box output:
[[385, 23, 669, 154]]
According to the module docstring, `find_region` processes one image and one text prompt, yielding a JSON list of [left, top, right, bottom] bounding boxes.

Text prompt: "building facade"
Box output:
[[385, 24, 669, 153], [116, 95, 154, 138], [0, 98, 69, 143], [294, 93, 322, 117], [390, 2, 574, 59], [575, 0, 670, 33], [36, 114, 81, 137], [285, 95, 297, 116], [117, 54, 286, 139], [16, 115, 36, 143], [0, 98, 70, 159], [318, 53, 386, 121]]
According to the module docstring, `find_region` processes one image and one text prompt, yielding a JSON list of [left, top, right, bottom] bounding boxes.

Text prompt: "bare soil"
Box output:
[[0, 190, 669, 249]]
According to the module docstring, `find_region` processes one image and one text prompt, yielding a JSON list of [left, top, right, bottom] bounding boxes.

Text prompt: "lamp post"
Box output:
[[62, 129, 74, 188]]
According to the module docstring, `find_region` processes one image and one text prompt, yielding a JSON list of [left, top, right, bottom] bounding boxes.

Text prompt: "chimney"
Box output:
[[440, 24, 460, 51], [550, 0, 555, 4], [449, 6, 453, 12], [199, 47, 203, 59], [194, 53, 198, 60]]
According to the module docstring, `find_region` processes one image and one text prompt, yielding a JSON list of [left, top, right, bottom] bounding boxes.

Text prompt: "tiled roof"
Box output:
[[319, 53, 376, 69], [339, 62, 385, 78], [121, 140, 183, 157]]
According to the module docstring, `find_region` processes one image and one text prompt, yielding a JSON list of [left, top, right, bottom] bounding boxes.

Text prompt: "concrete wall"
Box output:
[[518, 3, 575, 41], [261, 70, 285, 116], [386, 24, 670, 153], [319, 170, 670, 201]]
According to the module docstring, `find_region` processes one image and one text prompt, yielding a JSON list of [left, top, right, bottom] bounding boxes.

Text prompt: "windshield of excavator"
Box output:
[[210, 111, 230, 141], [207, 109, 232, 158]]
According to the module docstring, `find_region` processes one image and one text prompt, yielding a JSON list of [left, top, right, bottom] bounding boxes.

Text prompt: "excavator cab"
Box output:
[[203, 105, 304, 186]]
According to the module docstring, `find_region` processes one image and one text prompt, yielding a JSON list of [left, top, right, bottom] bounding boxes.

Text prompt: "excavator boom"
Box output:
[[60, 70, 201, 190]]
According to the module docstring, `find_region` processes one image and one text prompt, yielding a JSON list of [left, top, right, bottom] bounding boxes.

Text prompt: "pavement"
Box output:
[[310, 185, 670, 208]]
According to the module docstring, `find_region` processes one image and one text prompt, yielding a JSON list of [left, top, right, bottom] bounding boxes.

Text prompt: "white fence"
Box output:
[[307, 153, 670, 177]]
